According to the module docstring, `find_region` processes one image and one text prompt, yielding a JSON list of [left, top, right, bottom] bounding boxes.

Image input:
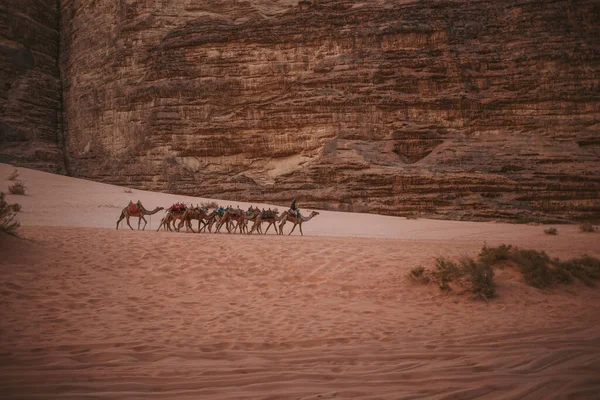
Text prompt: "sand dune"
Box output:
[[1, 164, 600, 399]]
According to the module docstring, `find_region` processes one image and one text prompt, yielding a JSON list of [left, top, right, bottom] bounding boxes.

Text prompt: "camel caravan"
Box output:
[[116, 200, 319, 236]]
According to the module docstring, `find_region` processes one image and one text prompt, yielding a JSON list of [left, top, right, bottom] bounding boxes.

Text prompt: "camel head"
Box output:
[[311, 211, 320, 217]]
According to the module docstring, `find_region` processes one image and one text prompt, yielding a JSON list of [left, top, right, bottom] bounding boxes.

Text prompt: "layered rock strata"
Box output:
[[0, 0, 65, 172], [7, 0, 600, 221]]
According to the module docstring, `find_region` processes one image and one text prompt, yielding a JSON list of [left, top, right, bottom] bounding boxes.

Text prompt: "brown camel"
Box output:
[[216, 208, 245, 233], [247, 208, 278, 235], [116, 201, 164, 230], [278, 210, 319, 236], [199, 210, 220, 233], [238, 208, 261, 234], [157, 209, 186, 232], [178, 207, 210, 233]]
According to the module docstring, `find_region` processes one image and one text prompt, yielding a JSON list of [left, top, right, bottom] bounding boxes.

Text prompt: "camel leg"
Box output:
[[278, 221, 285, 235], [126, 216, 134, 230], [140, 216, 147, 230], [289, 223, 297, 235], [264, 223, 272, 235], [299, 223, 303, 236], [138, 216, 141, 230], [116, 214, 124, 230]]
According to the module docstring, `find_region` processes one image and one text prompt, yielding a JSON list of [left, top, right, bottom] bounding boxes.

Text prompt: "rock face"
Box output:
[[0, 0, 65, 172], [7, 0, 600, 221]]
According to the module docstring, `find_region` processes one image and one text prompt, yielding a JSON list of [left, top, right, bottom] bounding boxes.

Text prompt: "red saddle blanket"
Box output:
[[128, 203, 140, 214]]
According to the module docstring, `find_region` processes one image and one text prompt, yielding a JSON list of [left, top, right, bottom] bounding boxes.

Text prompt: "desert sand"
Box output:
[[1, 163, 599, 399]]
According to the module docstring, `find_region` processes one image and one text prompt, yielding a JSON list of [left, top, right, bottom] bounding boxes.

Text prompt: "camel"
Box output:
[[199, 210, 220, 233], [248, 208, 279, 235], [278, 210, 319, 236], [238, 208, 261, 234], [216, 208, 245, 233], [157, 209, 187, 232], [177, 207, 209, 233], [116, 201, 164, 230]]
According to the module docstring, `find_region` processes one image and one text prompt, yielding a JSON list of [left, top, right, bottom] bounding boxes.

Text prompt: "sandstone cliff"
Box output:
[[5, 0, 600, 222], [0, 0, 65, 172]]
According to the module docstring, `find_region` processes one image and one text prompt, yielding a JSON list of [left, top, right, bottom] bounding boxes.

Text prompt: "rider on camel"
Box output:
[[289, 197, 301, 218]]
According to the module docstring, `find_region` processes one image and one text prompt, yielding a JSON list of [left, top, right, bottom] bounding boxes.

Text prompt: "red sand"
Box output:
[[1, 164, 599, 399]]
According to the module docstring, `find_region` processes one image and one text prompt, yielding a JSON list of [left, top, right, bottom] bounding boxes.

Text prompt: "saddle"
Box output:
[[128, 203, 139, 214]]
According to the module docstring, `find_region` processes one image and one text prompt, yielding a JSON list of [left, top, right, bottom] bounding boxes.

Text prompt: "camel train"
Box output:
[[116, 201, 319, 236]]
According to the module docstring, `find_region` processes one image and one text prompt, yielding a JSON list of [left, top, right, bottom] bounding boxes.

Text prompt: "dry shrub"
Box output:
[[8, 169, 19, 181], [579, 223, 596, 233], [124, 188, 133, 194], [478, 244, 512, 264], [412, 257, 495, 300], [460, 258, 495, 300], [0, 192, 20, 236], [411, 244, 600, 299], [8, 181, 26, 195], [554, 256, 600, 287], [201, 201, 219, 209], [544, 227, 558, 235], [481, 245, 600, 288], [510, 249, 555, 289], [409, 266, 429, 283]]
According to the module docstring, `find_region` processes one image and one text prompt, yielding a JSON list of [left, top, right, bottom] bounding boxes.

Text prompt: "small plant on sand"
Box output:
[[413, 257, 496, 300], [480, 245, 600, 288], [405, 212, 419, 220], [510, 249, 555, 289], [201, 201, 219, 209], [7, 169, 19, 181], [554, 256, 600, 287], [124, 188, 133, 194], [409, 266, 429, 282], [544, 227, 558, 235], [8, 180, 26, 195], [579, 222, 596, 233], [0, 192, 20, 236], [478, 244, 512, 264]]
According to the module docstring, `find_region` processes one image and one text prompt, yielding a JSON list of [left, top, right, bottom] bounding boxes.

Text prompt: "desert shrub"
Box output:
[[8, 181, 26, 195], [507, 249, 555, 289], [579, 223, 596, 233], [124, 188, 133, 194], [404, 212, 419, 220], [11, 203, 21, 212], [409, 266, 429, 283], [481, 244, 600, 288], [8, 169, 19, 181], [544, 227, 558, 235], [554, 255, 600, 287], [431, 257, 461, 291], [478, 244, 513, 264], [413, 257, 495, 299], [460, 258, 495, 300], [201, 201, 220, 209], [0, 192, 20, 236]]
